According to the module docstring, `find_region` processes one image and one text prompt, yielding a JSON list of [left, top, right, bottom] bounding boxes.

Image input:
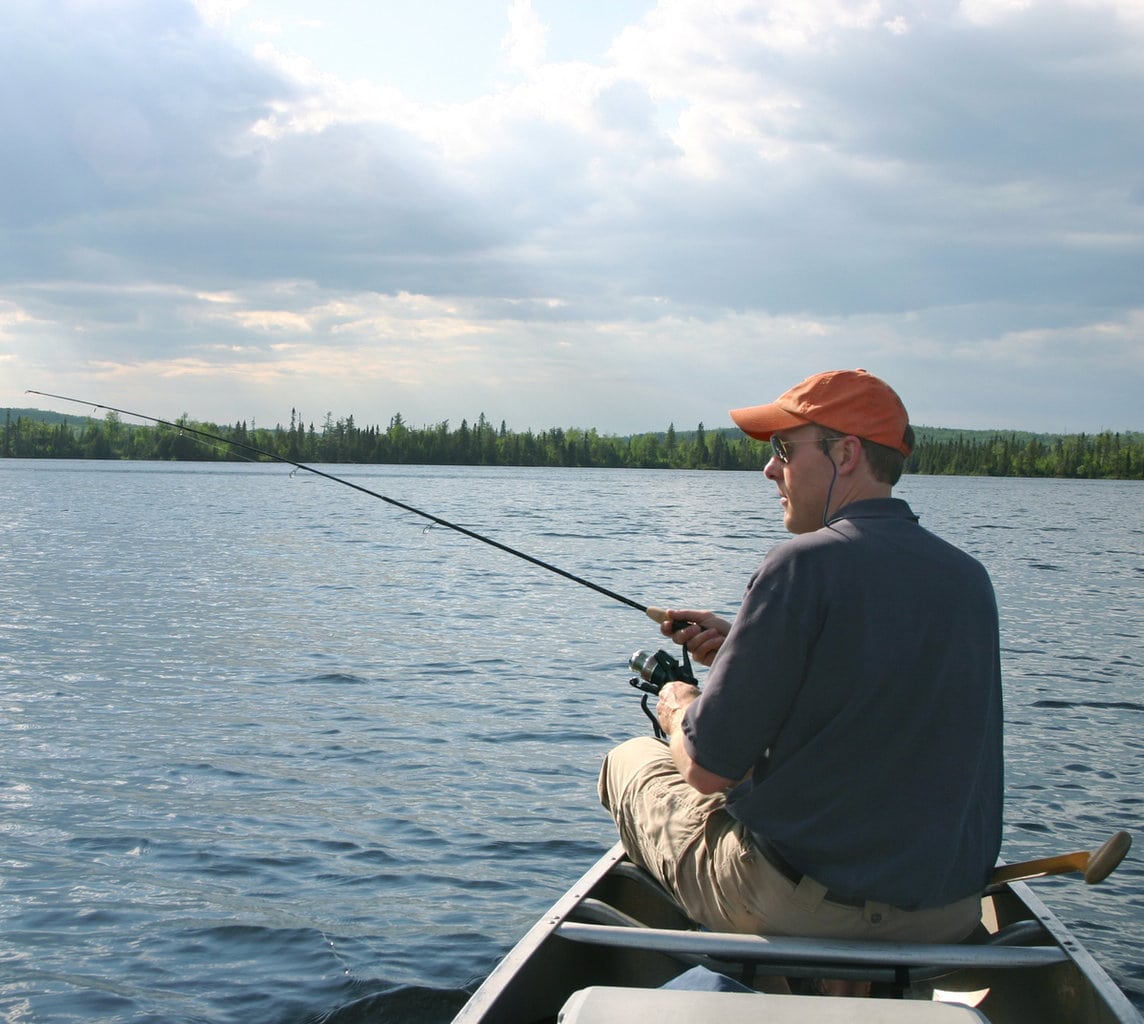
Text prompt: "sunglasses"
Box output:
[[770, 434, 843, 463]]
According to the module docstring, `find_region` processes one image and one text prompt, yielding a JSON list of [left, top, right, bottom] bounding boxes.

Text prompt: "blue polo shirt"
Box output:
[[681, 498, 1003, 910]]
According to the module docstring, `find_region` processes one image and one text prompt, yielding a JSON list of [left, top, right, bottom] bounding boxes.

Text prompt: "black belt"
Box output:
[[753, 836, 866, 909]]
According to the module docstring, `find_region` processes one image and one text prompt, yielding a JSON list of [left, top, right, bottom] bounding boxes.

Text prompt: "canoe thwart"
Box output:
[[553, 921, 1067, 973]]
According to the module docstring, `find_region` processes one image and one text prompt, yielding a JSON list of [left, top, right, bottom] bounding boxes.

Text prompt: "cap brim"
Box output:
[[729, 403, 811, 441]]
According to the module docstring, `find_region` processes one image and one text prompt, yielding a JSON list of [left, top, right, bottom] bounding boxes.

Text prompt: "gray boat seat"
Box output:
[[558, 987, 990, 1022]]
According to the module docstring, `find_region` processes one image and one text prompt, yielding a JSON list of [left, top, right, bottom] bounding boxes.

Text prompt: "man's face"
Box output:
[[763, 423, 839, 534]]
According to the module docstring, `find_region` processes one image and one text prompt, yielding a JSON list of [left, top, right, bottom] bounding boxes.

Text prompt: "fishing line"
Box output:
[[26, 390, 653, 616]]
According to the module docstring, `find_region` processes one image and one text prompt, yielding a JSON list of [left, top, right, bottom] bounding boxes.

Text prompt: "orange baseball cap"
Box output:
[[730, 369, 913, 456]]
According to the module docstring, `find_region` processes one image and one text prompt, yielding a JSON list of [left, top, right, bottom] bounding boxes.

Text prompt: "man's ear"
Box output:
[[836, 435, 862, 473]]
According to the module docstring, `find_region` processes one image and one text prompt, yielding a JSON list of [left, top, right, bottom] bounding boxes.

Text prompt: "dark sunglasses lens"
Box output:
[[771, 438, 789, 462]]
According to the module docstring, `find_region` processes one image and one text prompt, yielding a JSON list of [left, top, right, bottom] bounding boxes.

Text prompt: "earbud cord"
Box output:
[[821, 442, 840, 528]]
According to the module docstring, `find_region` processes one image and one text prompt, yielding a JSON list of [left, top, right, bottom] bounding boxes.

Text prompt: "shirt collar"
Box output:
[[826, 497, 918, 526]]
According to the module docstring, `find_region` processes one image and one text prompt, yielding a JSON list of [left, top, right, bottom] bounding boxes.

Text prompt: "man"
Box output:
[[599, 369, 1003, 945]]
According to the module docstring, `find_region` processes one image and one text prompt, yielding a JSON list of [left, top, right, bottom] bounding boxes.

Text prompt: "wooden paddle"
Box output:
[[991, 831, 1132, 886]]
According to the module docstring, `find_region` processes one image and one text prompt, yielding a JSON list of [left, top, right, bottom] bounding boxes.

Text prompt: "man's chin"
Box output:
[[784, 509, 818, 535]]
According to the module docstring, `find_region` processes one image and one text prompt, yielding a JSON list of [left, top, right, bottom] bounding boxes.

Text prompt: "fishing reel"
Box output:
[[629, 648, 696, 694], [628, 647, 698, 739]]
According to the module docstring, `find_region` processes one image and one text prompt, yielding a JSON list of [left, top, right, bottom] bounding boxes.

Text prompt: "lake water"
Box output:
[[1, 460, 1141, 1022]]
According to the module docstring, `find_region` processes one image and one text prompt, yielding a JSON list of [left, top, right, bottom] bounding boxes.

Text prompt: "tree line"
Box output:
[[2, 408, 1141, 479]]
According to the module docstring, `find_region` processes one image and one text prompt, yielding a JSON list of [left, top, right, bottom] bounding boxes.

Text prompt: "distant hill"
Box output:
[[2, 407, 88, 427]]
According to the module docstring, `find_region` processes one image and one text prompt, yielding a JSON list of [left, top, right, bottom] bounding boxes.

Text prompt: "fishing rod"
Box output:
[[27, 390, 674, 625]]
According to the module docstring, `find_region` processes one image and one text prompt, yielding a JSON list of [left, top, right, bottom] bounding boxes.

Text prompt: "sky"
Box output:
[[2, 0, 1142, 437]]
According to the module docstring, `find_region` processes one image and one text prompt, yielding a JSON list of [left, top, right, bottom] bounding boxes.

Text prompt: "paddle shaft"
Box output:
[[992, 853, 1088, 885]]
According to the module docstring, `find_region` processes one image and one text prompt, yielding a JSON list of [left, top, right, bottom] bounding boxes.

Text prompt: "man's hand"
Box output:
[[656, 681, 736, 794], [655, 680, 701, 737], [659, 608, 731, 667]]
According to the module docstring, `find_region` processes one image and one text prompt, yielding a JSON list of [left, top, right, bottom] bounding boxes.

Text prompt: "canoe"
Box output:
[[452, 840, 1141, 1023]]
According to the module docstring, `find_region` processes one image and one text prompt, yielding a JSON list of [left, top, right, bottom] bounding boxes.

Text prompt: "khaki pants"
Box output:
[[599, 736, 981, 941]]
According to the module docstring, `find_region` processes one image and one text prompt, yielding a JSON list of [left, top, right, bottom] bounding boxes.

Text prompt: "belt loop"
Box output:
[[790, 874, 828, 913]]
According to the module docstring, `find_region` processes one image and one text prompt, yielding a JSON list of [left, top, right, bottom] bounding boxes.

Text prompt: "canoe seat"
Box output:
[[558, 986, 990, 1022]]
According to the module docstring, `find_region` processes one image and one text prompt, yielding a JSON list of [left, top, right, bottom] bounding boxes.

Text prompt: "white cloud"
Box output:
[[2, 0, 1142, 434], [504, 0, 549, 72], [191, 0, 251, 25]]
